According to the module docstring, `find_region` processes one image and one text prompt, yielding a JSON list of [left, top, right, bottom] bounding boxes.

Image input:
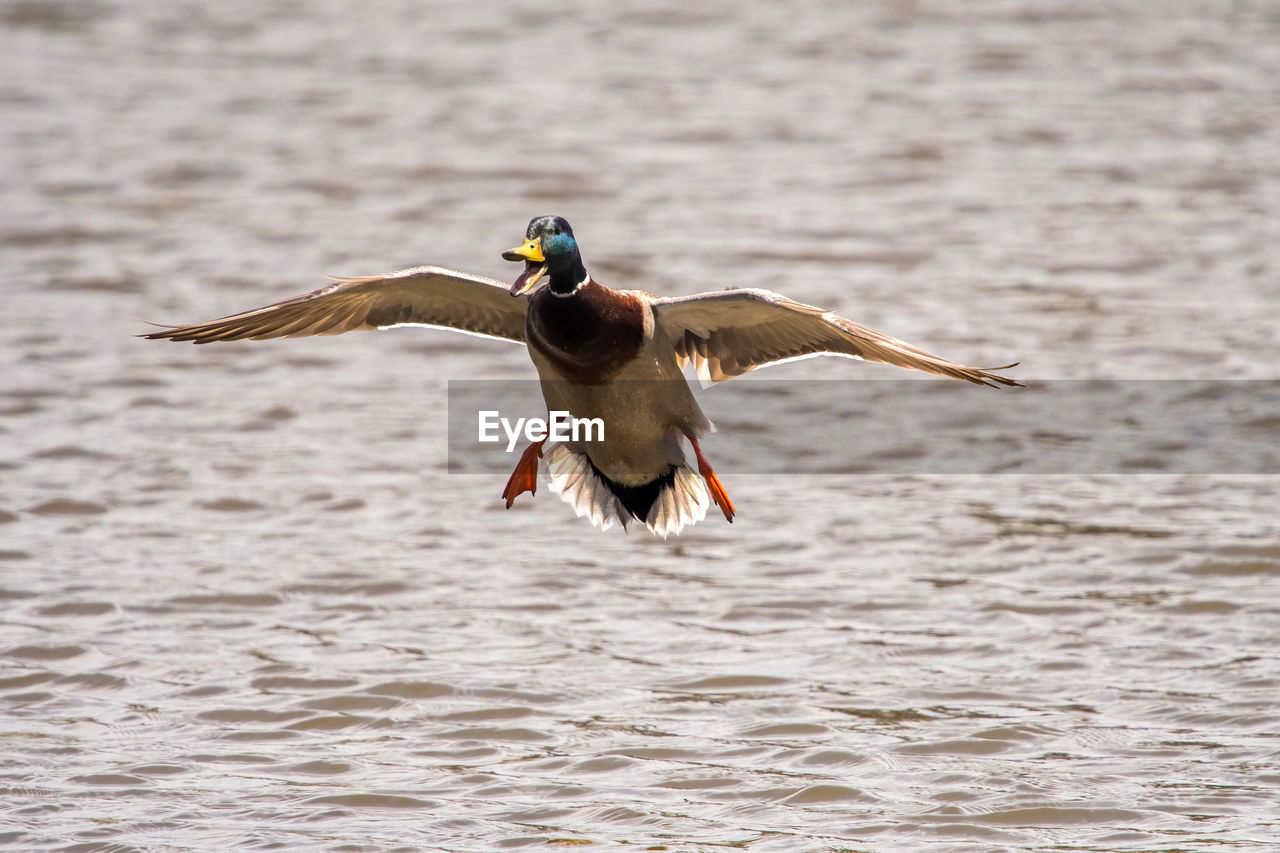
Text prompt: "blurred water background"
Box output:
[[2, 1, 1279, 850]]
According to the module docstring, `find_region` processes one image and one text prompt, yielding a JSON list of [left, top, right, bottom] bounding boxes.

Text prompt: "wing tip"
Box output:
[[975, 362, 1026, 389], [137, 317, 197, 341], [136, 324, 181, 341]]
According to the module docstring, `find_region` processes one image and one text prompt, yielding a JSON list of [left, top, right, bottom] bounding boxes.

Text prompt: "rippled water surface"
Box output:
[[4, 1, 1279, 850]]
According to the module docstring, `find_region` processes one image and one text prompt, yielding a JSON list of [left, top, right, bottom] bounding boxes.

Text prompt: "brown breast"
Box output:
[[526, 280, 645, 384]]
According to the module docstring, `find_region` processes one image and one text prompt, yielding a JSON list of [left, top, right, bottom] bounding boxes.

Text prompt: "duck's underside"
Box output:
[[544, 443, 713, 538], [501, 426, 734, 538]]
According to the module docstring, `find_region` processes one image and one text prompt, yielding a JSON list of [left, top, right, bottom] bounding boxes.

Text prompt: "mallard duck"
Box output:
[[144, 215, 1021, 536]]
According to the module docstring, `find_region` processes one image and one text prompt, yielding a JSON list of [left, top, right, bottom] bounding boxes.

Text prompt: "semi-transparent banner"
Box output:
[[446, 380, 1279, 475]]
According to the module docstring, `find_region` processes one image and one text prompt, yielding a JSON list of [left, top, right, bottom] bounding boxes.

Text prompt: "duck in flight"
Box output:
[[144, 215, 1022, 536]]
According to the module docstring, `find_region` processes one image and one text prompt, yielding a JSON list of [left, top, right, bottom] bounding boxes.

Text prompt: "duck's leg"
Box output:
[[502, 437, 546, 508], [685, 433, 735, 523]]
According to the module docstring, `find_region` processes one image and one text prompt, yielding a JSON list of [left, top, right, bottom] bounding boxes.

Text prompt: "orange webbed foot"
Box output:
[[502, 438, 546, 508], [686, 433, 735, 523]]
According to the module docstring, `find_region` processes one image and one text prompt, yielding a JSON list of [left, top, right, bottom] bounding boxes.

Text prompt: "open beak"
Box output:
[[502, 239, 547, 296]]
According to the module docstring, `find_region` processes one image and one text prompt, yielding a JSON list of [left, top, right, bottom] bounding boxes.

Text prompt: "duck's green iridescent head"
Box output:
[[503, 215, 585, 296]]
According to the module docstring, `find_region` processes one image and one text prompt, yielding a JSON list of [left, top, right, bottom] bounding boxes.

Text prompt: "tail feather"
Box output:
[[545, 444, 709, 537], [646, 465, 709, 536], [546, 444, 629, 531]]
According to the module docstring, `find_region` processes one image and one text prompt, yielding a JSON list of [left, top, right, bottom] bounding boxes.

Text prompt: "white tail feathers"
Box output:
[[545, 443, 709, 537]]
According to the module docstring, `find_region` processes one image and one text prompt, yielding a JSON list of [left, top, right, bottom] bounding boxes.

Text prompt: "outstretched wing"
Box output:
[[142, 265, 527, 344], [650, 288, 1022, 387]]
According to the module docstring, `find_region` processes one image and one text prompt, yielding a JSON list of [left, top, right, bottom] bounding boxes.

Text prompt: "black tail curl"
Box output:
[[586, 459, 677, 522]]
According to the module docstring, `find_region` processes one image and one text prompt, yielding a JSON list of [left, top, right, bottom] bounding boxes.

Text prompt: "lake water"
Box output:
[[3, 1, 1278, 850]]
